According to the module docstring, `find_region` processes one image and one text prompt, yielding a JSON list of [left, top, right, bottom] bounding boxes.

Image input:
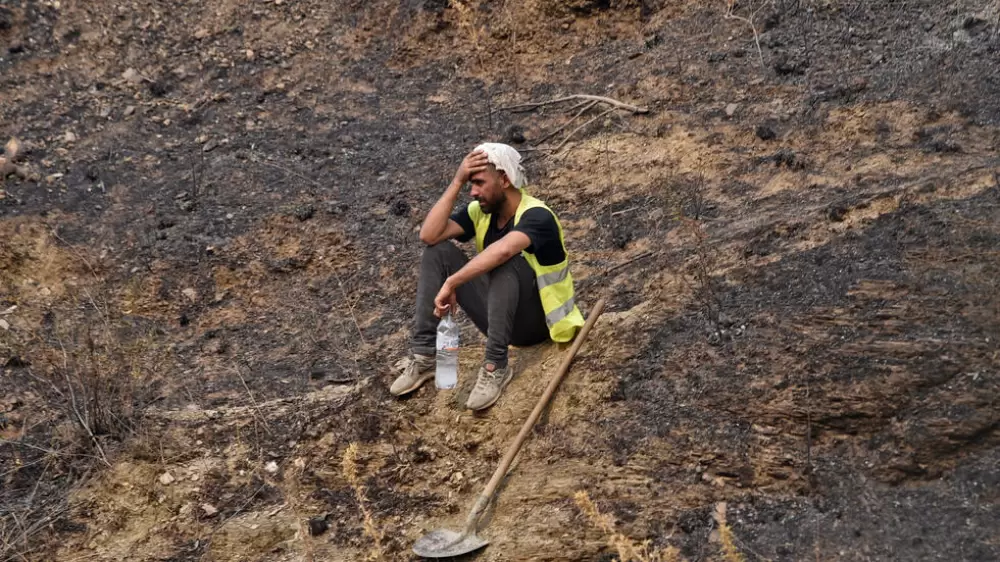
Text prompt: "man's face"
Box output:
[[469, 166, 510, 214]]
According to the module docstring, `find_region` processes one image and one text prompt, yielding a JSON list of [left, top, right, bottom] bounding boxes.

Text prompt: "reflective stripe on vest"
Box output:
[[536, 267, 569, 290], [467, 189, 585, 342], [544, 295, 577, 327]]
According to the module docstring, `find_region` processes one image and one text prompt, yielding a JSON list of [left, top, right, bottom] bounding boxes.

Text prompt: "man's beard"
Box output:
[[478, 192, 506, 215]]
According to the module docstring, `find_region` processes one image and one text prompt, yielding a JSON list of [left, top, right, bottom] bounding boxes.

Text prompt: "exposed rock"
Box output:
[[123, 68, 142, 84], [200, 503, 218, 517]]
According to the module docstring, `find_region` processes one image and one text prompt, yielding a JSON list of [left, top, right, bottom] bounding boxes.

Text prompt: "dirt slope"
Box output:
[[1, 1, 998, 561]]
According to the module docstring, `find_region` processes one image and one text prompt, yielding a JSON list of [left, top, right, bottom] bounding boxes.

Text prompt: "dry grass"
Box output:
[[342, 442, 385, 561], [575, 490, 682, 562], [713, 502, 747, 562], [0, 224, 173, 560]]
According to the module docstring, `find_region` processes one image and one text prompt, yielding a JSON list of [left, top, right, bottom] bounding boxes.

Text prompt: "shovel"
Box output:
[[413, 297, 607, 558]]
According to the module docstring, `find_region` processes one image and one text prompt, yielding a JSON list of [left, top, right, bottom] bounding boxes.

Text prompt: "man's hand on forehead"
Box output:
[[455, 150, 491, 185]]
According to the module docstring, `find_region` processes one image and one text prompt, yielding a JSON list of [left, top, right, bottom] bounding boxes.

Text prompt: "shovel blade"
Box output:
[[412, 528, 489, 558]]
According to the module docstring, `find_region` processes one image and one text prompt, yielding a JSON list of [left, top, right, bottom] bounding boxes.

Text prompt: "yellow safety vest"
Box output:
[[467, 189, 585, 342]]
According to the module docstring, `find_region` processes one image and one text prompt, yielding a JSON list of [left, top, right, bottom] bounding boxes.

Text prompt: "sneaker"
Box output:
[[389, 354, 436, 396], [465, 363, 514, 411]]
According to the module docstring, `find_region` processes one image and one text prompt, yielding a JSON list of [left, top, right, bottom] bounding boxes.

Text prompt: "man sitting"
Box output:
[[390, 143, 584, 410]]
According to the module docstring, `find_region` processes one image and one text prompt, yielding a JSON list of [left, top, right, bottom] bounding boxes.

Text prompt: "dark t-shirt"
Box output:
[[450, 205, 566, 267]]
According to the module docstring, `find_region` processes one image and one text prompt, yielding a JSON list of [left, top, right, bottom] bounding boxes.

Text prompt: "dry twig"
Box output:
[[610, 206, 641, 217], [606, 251, 661, 275], [333, 271, 367, 346], [343, 443, 384, 560], [575, 490, 680, 562], [724, 0, 768, 67], [56, 338, 112, 469], [233, 366, 273, 435], [500, 94, 649, 114], [534, 100, 600, 146], [551, 107, 618, 154], [255, 159, 323, 188]]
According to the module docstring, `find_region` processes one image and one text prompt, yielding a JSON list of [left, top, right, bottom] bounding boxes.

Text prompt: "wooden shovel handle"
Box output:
[[463, 297, 607, 532]]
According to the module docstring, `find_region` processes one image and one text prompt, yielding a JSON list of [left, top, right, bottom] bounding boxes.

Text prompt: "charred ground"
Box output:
[[1, 1, 998, 561]]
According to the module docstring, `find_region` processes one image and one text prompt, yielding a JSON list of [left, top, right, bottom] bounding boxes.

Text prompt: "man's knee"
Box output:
[[489, 257, 532, 295], [421, 240, 460, 265], [489, 256, 518, 280], [497, 253, 534, 274]]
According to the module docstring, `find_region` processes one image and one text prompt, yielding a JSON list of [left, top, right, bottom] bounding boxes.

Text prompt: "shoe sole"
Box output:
[[390, 371, 435, 396], [467, 369, 515, 411]]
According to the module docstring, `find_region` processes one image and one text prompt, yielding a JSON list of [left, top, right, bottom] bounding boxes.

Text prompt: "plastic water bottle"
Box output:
[[435, 313, 459, 390]]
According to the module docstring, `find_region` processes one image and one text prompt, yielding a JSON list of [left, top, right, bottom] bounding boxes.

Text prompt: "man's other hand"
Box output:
[[434, 281, 458, 318], [454, 150, 490, 185]]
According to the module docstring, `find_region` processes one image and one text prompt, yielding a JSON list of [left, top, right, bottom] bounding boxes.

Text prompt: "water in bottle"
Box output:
[[435, 313, 459, 389]]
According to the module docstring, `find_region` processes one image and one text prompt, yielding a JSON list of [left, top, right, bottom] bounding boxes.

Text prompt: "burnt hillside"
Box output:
[[1, 1, 998, 560]]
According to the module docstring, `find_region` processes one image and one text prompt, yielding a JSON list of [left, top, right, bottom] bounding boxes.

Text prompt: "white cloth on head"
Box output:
[[473, 142, 527, 188]]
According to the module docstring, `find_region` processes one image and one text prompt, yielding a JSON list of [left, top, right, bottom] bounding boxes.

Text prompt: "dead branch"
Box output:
[[724, 0, 767, 67], [0, 484, 73, 561], [55, 336, 112, 469], [499, 94, 649, 114], [48, 230, 100, 281], [233, 367, 273, 436], [564, 98, 597, 114], [333, 271, 367, 347], [62, 370, 112, 469], [0, 438, 106, 464], [610, 206, 641, 217], [552, 107, 618, 153], [606, 251, 661, 275], [251, 154, 323, 188], [534, 100, 600, 146]]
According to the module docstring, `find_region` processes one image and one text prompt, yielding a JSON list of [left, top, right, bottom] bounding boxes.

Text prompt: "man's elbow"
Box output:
[[419, 231, 440, 246], [418, 225, 437, 246]]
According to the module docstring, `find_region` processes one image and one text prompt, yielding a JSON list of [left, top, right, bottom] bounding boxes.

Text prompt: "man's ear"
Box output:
[[499, 170, 512, 189]]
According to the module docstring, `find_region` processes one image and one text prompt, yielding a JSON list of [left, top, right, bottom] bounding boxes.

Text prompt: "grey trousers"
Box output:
[[410, 241, 550, 367]]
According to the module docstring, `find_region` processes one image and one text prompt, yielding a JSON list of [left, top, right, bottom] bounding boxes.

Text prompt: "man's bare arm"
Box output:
[[434, 231, 532, 316], [419, 151, 489, 245], [419, 178, 464, 245], [448, 231, 531, 287]]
